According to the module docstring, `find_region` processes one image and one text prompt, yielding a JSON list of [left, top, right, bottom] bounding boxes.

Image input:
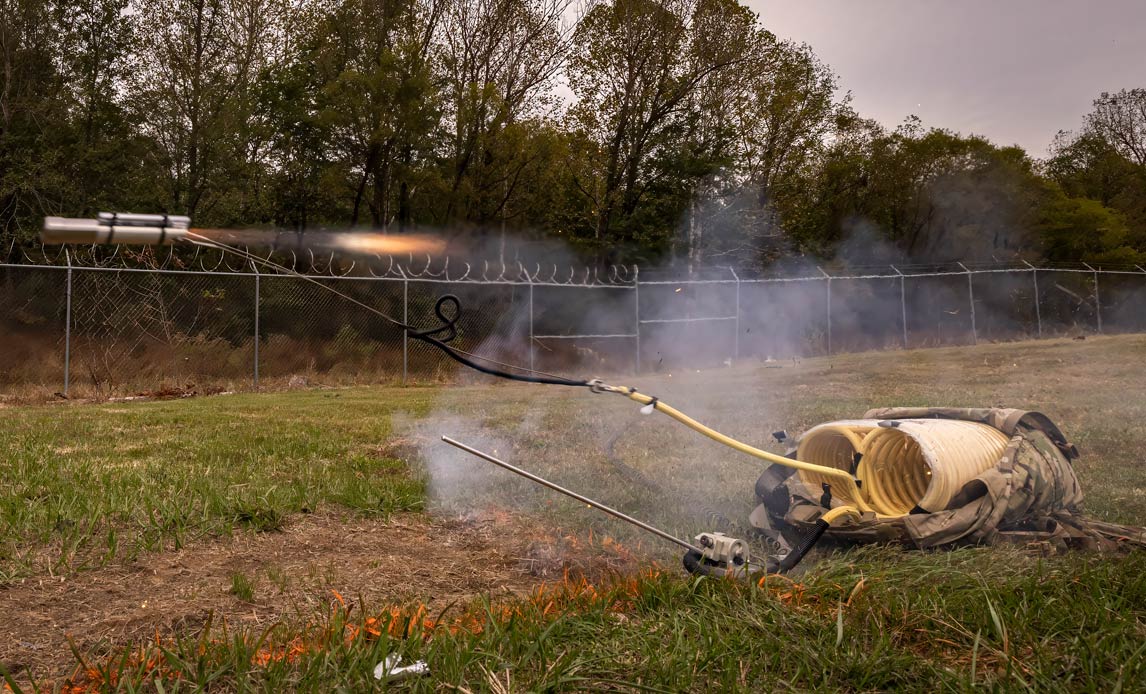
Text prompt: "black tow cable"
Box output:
[[408, 295, 590, 388]]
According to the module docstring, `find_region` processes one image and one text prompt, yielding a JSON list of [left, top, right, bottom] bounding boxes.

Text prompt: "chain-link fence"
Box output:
[[2, 257, 1145, 398]]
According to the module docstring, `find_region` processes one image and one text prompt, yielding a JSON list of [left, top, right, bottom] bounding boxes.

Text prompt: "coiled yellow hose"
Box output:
[[800, 419, 1009, 515], [794, 422, 878, 505]]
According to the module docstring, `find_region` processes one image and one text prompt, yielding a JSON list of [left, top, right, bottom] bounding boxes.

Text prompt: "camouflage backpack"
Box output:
[[750, 408, 1146, 552]]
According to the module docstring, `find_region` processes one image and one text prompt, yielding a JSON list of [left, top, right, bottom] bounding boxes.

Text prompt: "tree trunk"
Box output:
[[351, 144, 379, 228], [397, 144, 412, 232]]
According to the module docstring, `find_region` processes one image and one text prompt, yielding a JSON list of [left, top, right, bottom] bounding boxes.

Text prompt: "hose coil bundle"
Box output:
[[796, 419, 1010, 516]]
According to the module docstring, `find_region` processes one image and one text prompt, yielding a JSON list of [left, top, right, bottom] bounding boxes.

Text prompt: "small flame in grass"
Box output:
[[52, 569, 666, 692]]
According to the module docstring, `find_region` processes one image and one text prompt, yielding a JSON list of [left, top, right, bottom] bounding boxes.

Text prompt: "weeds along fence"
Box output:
[[2, 247, 1145, 397]]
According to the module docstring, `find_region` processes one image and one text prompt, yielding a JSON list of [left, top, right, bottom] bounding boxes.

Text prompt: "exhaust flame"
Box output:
[[185, 229, 444, 258], [193, 228, 448, 256], [333, 233, 447, 256]]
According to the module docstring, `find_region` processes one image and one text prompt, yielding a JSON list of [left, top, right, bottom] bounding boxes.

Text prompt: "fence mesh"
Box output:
[[257, 275, 404, 382], [0, 266, 68, 391], [1, 260, 1143, 398], [738, 280, 829, 359], [1100, 273, 1146, 333], [68, 269, 256, 394]]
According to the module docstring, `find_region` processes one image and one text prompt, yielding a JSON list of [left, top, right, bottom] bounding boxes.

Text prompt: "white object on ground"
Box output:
[[374, 654, 430, 681]]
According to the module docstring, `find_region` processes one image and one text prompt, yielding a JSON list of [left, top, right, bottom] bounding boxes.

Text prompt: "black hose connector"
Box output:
[[777, 519, 830, 573], [682, 550, 743, 576], [682, 549, 705, 575]]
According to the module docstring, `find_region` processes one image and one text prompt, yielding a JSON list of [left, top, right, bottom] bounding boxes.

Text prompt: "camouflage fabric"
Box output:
[[753, 408, 1144, 550]]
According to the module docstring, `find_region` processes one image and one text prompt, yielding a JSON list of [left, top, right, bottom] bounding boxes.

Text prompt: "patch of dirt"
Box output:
[[1, 509, 635, 680], [372, 436, 421, 461]]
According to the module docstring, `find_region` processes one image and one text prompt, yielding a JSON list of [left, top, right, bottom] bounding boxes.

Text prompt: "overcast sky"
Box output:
[[750, 0, 1146, 157]]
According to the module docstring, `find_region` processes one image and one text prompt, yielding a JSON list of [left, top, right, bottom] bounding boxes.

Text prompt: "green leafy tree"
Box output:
[[1035, 192, 1141, 265], [1047, 92, 1146, 255], [129, 0, 288, 222], [0, 0, 72, 247], [568, 0, 749, 251], [306, 0, 443, 230]]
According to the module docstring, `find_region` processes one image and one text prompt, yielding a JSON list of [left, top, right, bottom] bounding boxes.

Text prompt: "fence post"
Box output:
[[1023, 261, 1042, 338], [729, 267, 740, 360], [1084, 263, 1102, 333], [892, 265, 908, 349], [528, 278, 535, 373], [64, 251, 73, 396], [252, 262, 260, 389], [633, 265, 641, 373], [958, 262, 977, 345], [818, 267, 832, 355], [402, 273, 409, 384]]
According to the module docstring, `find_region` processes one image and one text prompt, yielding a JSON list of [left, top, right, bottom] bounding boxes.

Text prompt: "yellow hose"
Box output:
[[822, 506, 862, 524], [598, 384, 872, 513], [596, 382, 1008, 521]]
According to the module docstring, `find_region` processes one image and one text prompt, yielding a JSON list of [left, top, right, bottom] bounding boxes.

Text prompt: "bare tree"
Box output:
[[568, 0, 753, 244], [1086, 89, 1146, 167], [438, 0, 584, 227], [130, 0, 287, 219]]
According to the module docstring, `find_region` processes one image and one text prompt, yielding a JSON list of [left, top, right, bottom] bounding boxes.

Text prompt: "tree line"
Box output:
[[2, 0, 1145, 270]]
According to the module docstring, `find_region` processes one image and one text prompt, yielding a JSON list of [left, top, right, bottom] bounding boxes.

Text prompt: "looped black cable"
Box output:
[[404, 294, 589, 387], [182, 231, 590, 390], [410, 294, 461, 342], [413, 332, 589, 386]]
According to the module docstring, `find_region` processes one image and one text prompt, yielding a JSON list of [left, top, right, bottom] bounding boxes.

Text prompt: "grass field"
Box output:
[[2, 335, 1146, 691]]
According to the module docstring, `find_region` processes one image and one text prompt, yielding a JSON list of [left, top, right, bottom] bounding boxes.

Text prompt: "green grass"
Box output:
[[0, 389, 431, 581], [12, 548, 1145, 692], [3, 335, 1146, 691], [229, 571, 257, 603]]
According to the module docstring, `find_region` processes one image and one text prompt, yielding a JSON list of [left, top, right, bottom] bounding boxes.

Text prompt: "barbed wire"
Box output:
[[8, 243, 640, 286], [8, 242, 1144, 285]]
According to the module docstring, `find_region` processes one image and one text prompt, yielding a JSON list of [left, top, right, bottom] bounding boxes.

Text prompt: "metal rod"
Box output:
[[730, 267, 740, 360], [816, 267, 832, 355], [639, 316, 737, 324], [1032, 268, 1042, 337], [959, 262, 977, 345], [1092, 268, 1102, 333], [442, 436, 701, 554], [892, 265, 907, 348], [827, 278, 832, 355], [528, 281, 535, 373]]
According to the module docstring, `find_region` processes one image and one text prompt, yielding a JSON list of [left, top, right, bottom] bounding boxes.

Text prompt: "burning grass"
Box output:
[[2, 334, 1146, 690]]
